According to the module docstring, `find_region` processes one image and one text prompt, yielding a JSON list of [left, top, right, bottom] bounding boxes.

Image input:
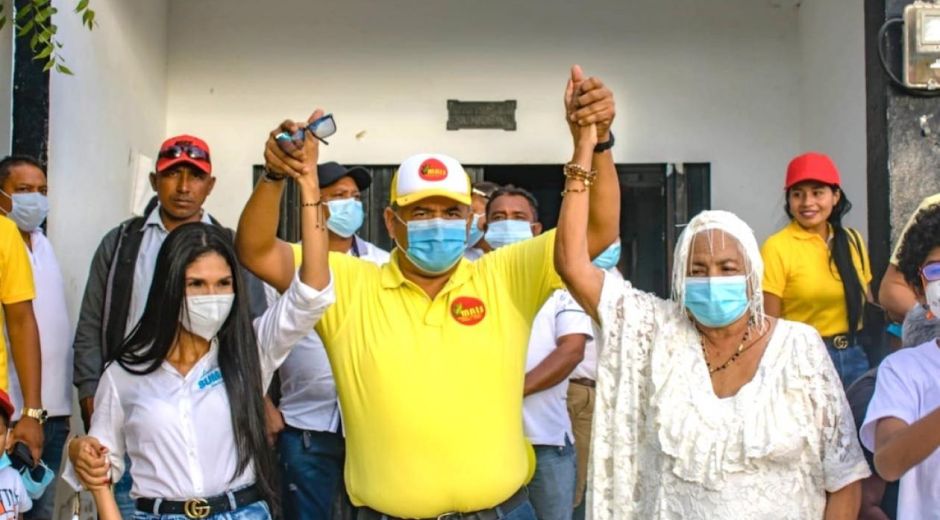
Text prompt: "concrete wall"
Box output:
[[47, 0, 169, 317], [0, 21, 11, 156], [797, 0, 869, 235], [165, 0, 804, 241]]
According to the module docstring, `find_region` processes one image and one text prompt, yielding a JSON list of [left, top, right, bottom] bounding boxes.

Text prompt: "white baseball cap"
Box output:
[[390, 153, 472, 207]]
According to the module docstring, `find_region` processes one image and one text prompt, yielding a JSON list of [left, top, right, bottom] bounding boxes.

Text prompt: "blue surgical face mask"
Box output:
[[0, 191, 48, 232], [326, 198, 364, 238], [485, 219, 533, 249], [467, 213, 485, 248], [395, 215, 468, 275], [0, 452, 10, 471], [592, 241, 622, 270], [19, 460, 54, 499], [684, 275, 749, 328]]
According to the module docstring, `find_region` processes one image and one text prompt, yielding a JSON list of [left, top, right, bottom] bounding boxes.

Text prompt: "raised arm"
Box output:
[[568, 66, 620, 258], [236, 113, 323, 293], [556, 69, 608, 321]]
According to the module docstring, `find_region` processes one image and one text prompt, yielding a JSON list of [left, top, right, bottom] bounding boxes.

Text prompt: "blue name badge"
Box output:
[[197, 368, 223, 391]]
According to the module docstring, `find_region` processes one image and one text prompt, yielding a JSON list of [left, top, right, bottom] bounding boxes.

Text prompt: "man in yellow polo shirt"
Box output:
[[236, 67, 619, 519], [0, 213, 45, 462]]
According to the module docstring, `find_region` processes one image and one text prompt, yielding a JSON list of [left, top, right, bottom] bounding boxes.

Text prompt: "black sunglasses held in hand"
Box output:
[[276, 113, 337, 151]]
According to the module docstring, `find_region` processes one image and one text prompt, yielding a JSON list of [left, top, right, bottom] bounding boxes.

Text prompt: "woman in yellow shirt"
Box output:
[[761, 152, 872, 387]]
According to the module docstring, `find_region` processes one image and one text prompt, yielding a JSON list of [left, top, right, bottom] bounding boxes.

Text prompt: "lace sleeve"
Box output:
[[588, 272, 665, 520], [805, 331, 872, 491]]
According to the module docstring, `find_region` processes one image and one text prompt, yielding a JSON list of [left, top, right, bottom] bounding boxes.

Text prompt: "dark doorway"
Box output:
[[255, 162, 710, 298]]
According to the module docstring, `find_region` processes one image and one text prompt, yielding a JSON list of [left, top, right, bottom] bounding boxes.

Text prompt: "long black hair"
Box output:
[[107, 222, 279, 511], [785, 185, 866, 338]]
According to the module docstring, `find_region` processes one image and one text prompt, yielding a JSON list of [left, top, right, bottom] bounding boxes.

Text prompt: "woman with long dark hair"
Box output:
[[761, 152, 872, 387], [63, 125, 333, 519]]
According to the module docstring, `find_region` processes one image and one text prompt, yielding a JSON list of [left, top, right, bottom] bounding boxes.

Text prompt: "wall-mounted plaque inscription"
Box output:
[[447, 100, 517, 131]]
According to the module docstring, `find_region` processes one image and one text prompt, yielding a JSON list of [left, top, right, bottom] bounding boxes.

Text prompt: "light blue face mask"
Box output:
[[467, 213, 485, 248], [19, 460, 54, 499], [0, 191, 48, 232], [485, 219, 533, 249], [592, 241, 622, 270], [326, 198, 364, 238], [396, 216, 468, 274], [684, 275, 749, 328]]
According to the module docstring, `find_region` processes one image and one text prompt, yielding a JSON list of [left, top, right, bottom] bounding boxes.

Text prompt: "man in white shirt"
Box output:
[[262, 162, 389, 519], [0, 156, 65, 520], [484, 186, 592, 520]]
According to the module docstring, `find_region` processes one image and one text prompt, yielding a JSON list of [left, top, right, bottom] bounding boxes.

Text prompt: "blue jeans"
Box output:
[[24, 416, 69, 520], [131, 500, 271, 520], [355, 495, 536, 520], [278, 426, 345, 520], [115, 455, 136, 518], [528, 437, 576, 520], [827, 344, 870, 389]]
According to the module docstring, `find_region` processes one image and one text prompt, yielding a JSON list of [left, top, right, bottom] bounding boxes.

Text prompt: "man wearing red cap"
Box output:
[[71, 135, 266, 517]]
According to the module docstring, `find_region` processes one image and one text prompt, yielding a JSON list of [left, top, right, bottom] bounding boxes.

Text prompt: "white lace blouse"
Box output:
[[588, 272, 870, 520]]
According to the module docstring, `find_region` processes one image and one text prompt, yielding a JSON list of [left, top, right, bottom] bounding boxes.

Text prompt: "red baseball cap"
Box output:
[[156, 135, 212, 175], [785, 152, 841, 190], [0, 388, 14, 420]]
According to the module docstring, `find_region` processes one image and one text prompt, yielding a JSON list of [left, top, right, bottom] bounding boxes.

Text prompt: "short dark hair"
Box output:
[[0, 406, 9, 429], [486, 184, 539, 222], [897, 202, 940, 290], [472, 181, 501, 200], [0, 155, 44, 187]]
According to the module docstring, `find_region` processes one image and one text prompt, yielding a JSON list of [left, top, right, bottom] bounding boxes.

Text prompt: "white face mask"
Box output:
[[926, 280, 940, 319], [179, 294, 235, 340]]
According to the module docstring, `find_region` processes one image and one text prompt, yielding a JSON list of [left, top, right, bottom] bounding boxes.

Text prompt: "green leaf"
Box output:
[[0, 16, 7, 30], [35, 7, 49, 22], [29, 31, 40, 50], [15, 3, 32, 22], [17, 19, 34, 36], [42, 58, 54, 72], [55, 63, 73, 75], [75, 0, 88, 12], [34, 44, 52, 59], [81, 9, 90, 24]]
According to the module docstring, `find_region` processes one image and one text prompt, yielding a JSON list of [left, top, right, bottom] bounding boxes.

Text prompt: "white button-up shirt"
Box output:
[[523, 289, 594, 446], [5, 231, 73, 417], [127, 208, 214, 331], [276, 236, 388, 432], [64, 272, 334, 500]]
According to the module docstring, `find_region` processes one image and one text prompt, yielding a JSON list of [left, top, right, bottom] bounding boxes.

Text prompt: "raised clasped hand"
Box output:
[[564, 65, 615, 147]]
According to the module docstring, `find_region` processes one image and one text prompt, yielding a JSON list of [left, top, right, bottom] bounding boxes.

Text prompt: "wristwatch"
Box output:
[[594, 131, 615, 153], [22, 407, 47, 424]]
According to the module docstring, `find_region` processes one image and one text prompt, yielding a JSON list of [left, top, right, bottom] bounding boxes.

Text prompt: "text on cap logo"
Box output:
[[418, 158, 448, 181]]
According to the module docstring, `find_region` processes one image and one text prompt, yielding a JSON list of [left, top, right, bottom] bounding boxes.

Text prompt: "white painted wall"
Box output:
[[47, 0, 169, 317], [797, 0, 868, 236], [165, 0, 804, 241], [0, 22, 11, 156]]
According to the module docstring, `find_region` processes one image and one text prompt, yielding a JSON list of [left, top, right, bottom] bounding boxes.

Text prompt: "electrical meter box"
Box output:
[[905, 1, 940, 89]]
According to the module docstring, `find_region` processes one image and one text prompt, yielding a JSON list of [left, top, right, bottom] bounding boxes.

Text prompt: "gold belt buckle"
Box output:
[[184, 498, 211, 519], [833, 335, 849, 350]]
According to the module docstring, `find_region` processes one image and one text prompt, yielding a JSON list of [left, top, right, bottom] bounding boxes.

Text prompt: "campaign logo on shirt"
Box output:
[[451, 296, 486, 326], [418, 158, 448, 181], [197, 368, 224, 391]]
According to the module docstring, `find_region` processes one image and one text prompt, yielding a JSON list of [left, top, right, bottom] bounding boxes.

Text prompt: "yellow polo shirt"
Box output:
[[0, 216, 36, 390], [761, 220, 871, 337], [294, 231, 560, 517], [890, 193, 940, 265]]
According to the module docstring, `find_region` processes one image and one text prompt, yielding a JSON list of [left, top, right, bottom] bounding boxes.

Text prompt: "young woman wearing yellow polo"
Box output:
[[761, 152, 872, 388]]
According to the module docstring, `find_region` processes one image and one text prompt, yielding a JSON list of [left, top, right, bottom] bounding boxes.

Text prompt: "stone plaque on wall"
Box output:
[[447, 100, 517, 131]]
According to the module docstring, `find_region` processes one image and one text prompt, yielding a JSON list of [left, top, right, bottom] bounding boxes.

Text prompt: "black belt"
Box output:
[[569, 377, 596, 388], [822, 334, 852, 350], [136, 485, 262, 519], [358, 487, 528, 520]]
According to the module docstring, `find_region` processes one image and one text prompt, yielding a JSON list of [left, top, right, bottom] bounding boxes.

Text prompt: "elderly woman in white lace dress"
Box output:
[[553, 142, 870, 518]]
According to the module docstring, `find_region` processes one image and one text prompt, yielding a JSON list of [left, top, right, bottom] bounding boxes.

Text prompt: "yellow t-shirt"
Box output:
[[293, 231, 561, 517], [761, 221, 871, 337], [890, 193, 940, 265], [0, 216, 36, 390]]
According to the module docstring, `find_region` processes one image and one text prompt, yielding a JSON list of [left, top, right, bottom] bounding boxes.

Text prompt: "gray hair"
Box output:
[[902, 304, 940, 347]]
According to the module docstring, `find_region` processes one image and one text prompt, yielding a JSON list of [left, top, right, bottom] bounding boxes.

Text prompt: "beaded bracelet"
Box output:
[[563, 162, 598, 187]]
